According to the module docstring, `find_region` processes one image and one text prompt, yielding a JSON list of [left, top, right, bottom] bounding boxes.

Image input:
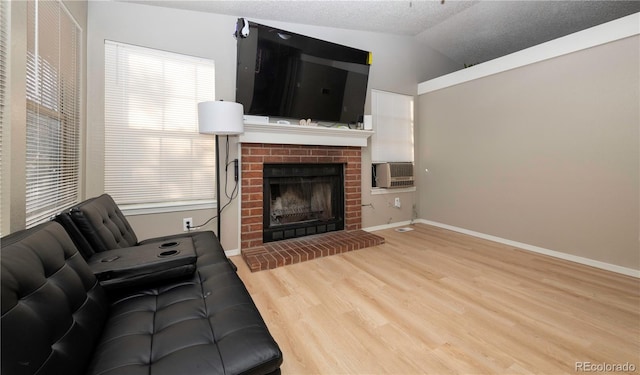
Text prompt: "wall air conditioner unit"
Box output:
[[375, 162, 414, 188]]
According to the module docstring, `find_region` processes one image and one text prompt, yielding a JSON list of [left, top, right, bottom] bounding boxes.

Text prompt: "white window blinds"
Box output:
[[104, 41, 216, 207], [25, 0, 81, 227], [371, 90, 414, 163], [0, 0, 7, 235]]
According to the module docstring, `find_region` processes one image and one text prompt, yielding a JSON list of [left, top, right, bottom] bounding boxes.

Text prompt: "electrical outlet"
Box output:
[[183, 217, 193, 232], [394, 197, 401, 208]]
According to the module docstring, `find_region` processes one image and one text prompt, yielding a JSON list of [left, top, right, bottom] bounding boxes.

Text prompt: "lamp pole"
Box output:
[[197, 100, 244, 246], [215, 134, 222, 242]]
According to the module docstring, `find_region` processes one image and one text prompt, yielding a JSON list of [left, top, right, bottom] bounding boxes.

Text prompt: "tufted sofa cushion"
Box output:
[[85, 230, 282, 374], [66, 194, 139, 254], [2, 222, 283, 375], [88, 261, 282, 375], [1, 222, 109, 375]]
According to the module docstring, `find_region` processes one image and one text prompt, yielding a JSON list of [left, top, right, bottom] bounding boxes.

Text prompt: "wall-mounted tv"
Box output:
[[236, 20, 371, 125]]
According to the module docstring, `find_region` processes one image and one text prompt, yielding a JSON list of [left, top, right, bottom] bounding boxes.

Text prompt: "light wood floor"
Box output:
[[233, 223, 640, 374]]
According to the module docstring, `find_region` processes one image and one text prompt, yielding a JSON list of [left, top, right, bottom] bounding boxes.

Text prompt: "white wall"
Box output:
[[86, 1, 458, 250]]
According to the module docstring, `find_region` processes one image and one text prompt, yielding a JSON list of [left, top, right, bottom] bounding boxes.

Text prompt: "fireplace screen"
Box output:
[[270, 178, 334, 225], [264, 164, 344, 242]]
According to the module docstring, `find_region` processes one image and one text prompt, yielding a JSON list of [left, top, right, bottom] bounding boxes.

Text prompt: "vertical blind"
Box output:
[[25, 0, 81, 227], [104, 41, 216, 207], [0, 0, 7, 235]]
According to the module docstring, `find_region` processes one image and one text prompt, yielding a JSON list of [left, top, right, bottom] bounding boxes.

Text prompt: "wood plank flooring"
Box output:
[[233, 223, 640, 374]]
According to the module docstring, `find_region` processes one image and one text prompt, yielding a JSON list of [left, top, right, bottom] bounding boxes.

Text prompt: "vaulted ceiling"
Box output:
[[124, 1, 640, 66]]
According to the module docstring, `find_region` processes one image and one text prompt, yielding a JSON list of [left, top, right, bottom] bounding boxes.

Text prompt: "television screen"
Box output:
[[236, 21, 371, 125]]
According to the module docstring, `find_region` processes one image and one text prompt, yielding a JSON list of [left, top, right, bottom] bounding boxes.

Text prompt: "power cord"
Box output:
[[187, 136, 239, 231]]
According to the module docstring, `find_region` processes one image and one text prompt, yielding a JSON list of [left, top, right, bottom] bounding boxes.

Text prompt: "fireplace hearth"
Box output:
[[263, 163, 344, 242]]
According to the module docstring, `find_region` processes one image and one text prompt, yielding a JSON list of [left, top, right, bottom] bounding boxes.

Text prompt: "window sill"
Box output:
[[370, 186, 416, 195], [120, 200, 216, 216]]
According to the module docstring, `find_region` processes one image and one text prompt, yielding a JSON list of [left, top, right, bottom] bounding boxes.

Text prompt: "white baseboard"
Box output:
[[363, 220, 414, 233], [225, 248, 241, 257], [415, 219, 639, 278]]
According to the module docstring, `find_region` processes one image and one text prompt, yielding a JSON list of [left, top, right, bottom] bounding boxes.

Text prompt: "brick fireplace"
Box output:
[[240, 142, 384, 271], [241, 143, 362, 248]]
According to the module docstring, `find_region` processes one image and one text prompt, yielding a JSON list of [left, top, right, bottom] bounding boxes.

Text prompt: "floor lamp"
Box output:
[[197, 101, 244, 243]]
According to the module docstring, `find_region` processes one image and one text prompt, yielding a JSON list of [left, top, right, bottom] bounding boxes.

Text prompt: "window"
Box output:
[[25, 0, 81, 227], [0, 0, 7, 234], [371, 90, 414, 163], [104, 41, 216, 209]]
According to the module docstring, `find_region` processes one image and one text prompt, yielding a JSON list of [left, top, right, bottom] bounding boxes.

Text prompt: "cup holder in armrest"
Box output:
[[159, 241, 180, 249], [158, 249, 180, 257]]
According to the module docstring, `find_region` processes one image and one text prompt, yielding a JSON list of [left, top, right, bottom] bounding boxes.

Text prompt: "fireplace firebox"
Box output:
[[263, 163, 344, 243]]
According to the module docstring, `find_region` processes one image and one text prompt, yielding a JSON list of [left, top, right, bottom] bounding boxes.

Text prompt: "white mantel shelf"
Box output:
[[239, 122, 373, 147]]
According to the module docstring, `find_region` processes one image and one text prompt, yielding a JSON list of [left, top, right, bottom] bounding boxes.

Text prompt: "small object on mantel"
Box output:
[[299, 118, 317, 126]]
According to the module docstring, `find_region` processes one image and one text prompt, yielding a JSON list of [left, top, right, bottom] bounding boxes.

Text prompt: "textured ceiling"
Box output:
[[123, 0, 640, 66]]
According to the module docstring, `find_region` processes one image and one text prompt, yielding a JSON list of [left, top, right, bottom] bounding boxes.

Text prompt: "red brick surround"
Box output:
[[240, 143, 362, 251]]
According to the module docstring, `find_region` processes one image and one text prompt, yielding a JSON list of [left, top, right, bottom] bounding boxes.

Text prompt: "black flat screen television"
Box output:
[[236, 21, 371, 125]]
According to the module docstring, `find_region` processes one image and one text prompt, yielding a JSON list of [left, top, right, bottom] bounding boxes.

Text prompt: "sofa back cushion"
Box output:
[[54, 209, 98, 259], [69, 193, 139, 252], [1, 222, 109, 375]]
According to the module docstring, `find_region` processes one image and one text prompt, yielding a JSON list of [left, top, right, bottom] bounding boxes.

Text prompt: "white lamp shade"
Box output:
[[198, 101, 245, 135]]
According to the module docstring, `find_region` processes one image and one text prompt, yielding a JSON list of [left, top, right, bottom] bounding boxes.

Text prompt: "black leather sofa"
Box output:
[[1, 195, 283, 375], [54, 193, 239, 274]]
